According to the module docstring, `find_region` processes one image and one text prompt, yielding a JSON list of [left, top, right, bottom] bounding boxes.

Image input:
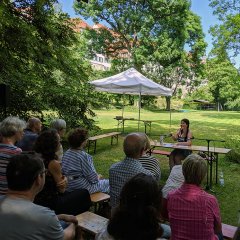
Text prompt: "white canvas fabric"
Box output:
[[90, 68, 172, 96]]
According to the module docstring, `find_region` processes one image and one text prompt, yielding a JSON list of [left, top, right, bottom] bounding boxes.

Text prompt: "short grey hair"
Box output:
[[182, 154, 207, 186], [137, 132, 151, 151], [50, 119, 66, 132], [0, 116, 26, 137]]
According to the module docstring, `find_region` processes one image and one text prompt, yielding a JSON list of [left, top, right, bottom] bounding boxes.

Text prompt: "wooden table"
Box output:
[[114, 117, 152, 134], [150, 141, 231, 189]]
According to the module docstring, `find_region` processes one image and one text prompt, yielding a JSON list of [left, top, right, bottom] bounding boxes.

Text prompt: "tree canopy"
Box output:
[[74, 0, 206, 110], [209, 0, 240, 60], [0, 0, 95, 128]]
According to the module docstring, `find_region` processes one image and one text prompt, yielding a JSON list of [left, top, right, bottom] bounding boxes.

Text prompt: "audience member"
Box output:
[[167, 154, 223, 240], [96, 173, 170, 240], [34, 129, 91, 215], [162, 149, 185, 199], [62, 128, 109, 194], [169, 118, 193, 169], [109, 132, 152, 209], [138, 133, 161, 182], [50, 119, 66, 162], [16, 117, 42, 151], [0, 153, 79, 240], [0, 116, 26, 195]]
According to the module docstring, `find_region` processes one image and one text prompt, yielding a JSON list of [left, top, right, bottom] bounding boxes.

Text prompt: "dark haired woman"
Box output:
[[96, 173, 170, 240], [34, 129, 91, 215], [169, 118, 193, 169], [62, 128, 109, 194]]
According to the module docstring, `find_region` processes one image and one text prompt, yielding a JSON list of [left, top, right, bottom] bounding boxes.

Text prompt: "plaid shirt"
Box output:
[[167, 183, 221, 240], [109, 157, 152, 208]]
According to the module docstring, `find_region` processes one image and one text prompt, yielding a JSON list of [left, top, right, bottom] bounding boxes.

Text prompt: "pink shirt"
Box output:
[[167, 183, 221, 240]]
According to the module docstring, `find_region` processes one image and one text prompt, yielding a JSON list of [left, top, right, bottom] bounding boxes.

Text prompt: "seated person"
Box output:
[[62, 128, 109, 194], [166, 154, 223, 240], [0, 153, 80, 240], [162, 149, 185, 199], [138, 133, 161, 182], [34, 129, 91, 215], [50, 118, 66, 162], [16, 117, 42, 151], [0, 116, 26, 195], [109, 133, 152, 209], [169, 118, 193, 169], [96, 173, 171, 240]]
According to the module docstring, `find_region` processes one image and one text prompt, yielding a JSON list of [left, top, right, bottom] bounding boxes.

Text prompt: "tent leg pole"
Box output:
[[138, 92, 141, 131]]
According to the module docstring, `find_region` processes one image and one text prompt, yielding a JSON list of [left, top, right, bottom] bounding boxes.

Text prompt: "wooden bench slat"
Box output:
[[89, 132, 121, 141], [77, 211, 109, 235], [152, 149, 171, 156], [90, 192, 110, 203]]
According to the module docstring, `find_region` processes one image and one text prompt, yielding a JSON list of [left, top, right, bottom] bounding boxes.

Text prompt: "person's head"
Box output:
[[68, 128, 88, 149], [50, 119, 66, 137], [182, 154, 207, 186], [7, 153, 45, 193], [180, 118, 190, 130], [123, 133, 145, 159], [119, 173, 162, 212], [0, 116, 26, 141], [138, 133, 151, 152], [27, 117, 42, 133], [108, 173, 163, 240], [34, 129, 60, 161], [171, 149, 187, 165]]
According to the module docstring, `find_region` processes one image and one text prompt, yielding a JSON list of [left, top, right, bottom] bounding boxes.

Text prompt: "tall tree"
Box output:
[[0, 0, 95, 127], [209, 0, 240, 60], [75, 0, 206, 109], [206, 57, 240, 110]]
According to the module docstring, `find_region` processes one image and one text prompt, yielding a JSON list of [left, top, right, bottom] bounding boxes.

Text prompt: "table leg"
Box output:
[[209, 152, 213, 189], [215, 153, 218, 184]]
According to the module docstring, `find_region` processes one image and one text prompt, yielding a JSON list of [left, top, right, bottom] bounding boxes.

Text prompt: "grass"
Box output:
[[86, 107, 240, 226]]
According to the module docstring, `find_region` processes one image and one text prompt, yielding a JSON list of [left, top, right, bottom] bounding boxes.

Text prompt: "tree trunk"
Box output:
[[166, 96, 171, 111]]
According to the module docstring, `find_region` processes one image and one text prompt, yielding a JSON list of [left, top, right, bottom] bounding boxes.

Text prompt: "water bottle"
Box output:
[[219, 170, 224, 186]]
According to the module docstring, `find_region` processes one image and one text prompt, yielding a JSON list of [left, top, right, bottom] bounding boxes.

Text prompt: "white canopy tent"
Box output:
[[90, 68, 172, 130]]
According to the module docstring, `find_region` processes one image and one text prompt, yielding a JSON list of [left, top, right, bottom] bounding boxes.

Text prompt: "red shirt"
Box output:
[[167, 183, 221, 240]]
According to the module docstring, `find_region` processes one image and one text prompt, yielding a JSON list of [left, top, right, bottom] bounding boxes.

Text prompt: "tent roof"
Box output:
[[90, 68, 172, 96]]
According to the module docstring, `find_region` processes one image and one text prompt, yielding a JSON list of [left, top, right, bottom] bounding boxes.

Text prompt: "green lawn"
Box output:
[[86, 108, 240, 226]]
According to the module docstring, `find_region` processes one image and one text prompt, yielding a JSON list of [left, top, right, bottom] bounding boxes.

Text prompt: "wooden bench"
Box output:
[[151, 149, 171, 157], [222, 223, 238, 239], [76, 211, 109, 236], [90, 192, 110, 213], [87, 132, 121, 154]]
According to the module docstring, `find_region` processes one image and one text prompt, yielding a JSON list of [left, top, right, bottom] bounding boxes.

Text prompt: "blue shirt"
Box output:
[[109, 157, 152, 208], [62, 149, 109, 194]]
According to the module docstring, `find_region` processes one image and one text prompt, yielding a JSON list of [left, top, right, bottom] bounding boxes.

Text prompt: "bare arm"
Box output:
[[48, 160, 67, 193], [63, 223, 76, 240]]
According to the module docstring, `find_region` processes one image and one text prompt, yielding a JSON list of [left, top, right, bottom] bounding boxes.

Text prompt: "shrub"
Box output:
[[225, 139, 240, 164]]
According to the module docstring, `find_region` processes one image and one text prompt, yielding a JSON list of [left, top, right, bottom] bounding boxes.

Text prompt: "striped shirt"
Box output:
[[62, 149, 109, 194], [109, 157, 152, 208], [139, 154, 161, 182], [0, 144, 22, 195]]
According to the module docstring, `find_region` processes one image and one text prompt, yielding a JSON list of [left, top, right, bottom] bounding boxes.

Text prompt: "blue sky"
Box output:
[[59, 0, 218, 55]]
